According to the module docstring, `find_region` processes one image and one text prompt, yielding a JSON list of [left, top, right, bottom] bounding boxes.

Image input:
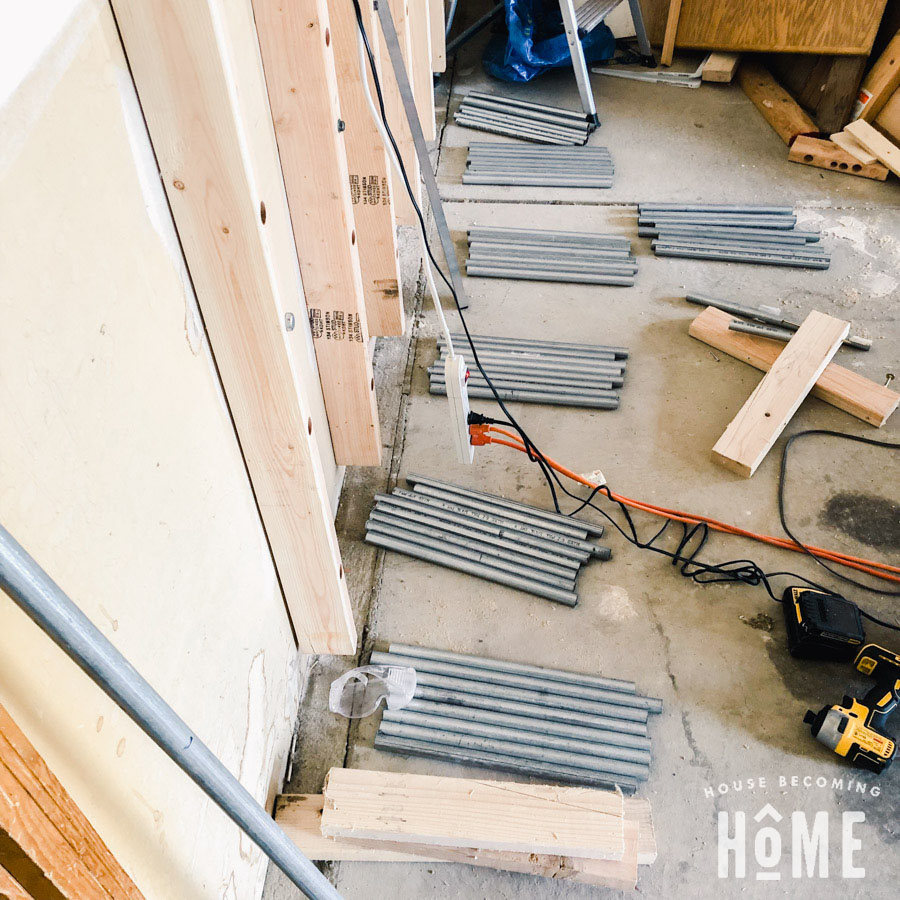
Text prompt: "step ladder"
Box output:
[[559, 0, 655, 125]]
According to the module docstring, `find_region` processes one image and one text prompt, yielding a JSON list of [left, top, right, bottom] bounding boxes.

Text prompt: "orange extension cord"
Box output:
[[470, 424, 900, 585]]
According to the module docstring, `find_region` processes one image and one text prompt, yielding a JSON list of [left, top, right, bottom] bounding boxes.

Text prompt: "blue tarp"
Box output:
[[483, 0, 615, 83]]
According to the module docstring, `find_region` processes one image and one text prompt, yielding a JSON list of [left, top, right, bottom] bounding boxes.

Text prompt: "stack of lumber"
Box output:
[[276, 768, 658, 890], [372, 643, 662, 789], [639, 203, 830, 269]]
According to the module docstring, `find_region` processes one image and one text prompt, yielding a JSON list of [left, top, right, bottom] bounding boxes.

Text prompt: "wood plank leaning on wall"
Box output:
[[409, 0, 437, 140], [0, 703, 144, 900], [110, 0, 357, 654], [329, 0, 405, 336], [254, 0, 382, 465], [430, 0, 447, 73]]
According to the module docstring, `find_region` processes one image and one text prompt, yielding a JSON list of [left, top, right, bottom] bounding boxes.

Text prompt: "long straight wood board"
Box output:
[[276, 793, 642, 889], [738, 61, 817, 146], [321, 768, 625, 859], [661, 0, 887, 54], [689, 307, 899, 427], [711, 311, 849, 477]]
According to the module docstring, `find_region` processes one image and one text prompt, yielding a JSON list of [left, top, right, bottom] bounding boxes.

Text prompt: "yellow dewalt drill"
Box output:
[[804, 643, 900, 774]]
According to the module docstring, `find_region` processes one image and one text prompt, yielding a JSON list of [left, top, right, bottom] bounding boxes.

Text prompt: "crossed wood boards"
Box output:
[[277, 767, 658, 891]]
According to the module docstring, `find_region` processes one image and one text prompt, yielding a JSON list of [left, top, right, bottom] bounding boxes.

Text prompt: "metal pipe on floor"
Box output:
[[368, 506, 584, 570], [365, 521, 577, 591], [440, 356, 626, 381], [403, 698, 652, 748], [638, 203, 795, 214], [413, 684, 649, 735], [378, 720, 650, 780], [464, 174, 614, 187], [372, 651, 659, 712], [652, 237, 827, 257], [445, 3, 505, 56], [728, 320, 798, 341], [364, 531, 579, 606], [468, 248, 632, 265], [0, 524, 342, 900], [443, 333, 629, 358], [408, 670, 650, 723], [404, 474, 607, 537], [638, 215, 797, 229], [456, 110, 588, 141], [465, 264, 635, 286], [429, 368, 617, 393], [401, 484, 595, 541], [373, 494, 592, 562], [390, 642, 633, 692], [374, 732, 639, 791], [441, 347, 626, 369], [463, 97, 595, 131], [654, 245, 830, 268], [366, 516, 579, 584], [639, 226, 811, 244], [464, 91, 590, 122], [430, 373, 620, 401], [436, 364, 624, 391], [454, 117, 577, 145], [466, 256, 636, 274], [382, 709, 653, 766], [468, 227, 630, 247], [431, 383, 623, 408]]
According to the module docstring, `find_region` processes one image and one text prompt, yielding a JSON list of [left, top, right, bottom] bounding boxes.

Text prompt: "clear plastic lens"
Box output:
[[328, 665, 417, 719]]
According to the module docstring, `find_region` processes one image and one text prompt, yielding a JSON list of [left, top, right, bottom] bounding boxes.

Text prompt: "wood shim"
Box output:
[[321, 767, 625, 860], [845, 119, 900, 178], [711, 311, 849, 477], [830, 130, 879, 165], [701, 52, 740, 83], [788, 136, 889, 181], [738, 60, 817, 146], [276, 793, 645, 889], [690, 308, 899, 427]]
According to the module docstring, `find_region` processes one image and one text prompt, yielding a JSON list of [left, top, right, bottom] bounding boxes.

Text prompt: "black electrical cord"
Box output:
[[351, 1, 900, 633]]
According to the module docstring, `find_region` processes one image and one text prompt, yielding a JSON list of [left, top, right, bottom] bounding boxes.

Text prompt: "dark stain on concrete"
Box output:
[[819, 491, 900, 552], [741, 612, 775, 632]]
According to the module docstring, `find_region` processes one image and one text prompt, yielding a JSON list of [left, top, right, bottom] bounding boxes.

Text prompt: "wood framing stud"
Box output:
[[409, 0, 436, 140], [254, 0, 382, 466], [430, 0, 447, 72], [329, 0, 405, 335], [711, 311, 849, 477], [660, 0, 683, 66], [112, 0, 357, 653]]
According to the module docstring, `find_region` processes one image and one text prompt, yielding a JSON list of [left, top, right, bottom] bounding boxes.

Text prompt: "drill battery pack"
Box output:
[[782, 587, 865, 662]]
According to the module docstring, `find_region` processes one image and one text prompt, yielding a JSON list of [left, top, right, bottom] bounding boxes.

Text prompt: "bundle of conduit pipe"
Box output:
[[463, 142, 614, 188], [364, 473, 612, 606], [373, 643, 662, 791], [465, 225, 637, 286], [455, 91, 593, 144], [429, 331, 628, 409], [638, 203, 830, 269]]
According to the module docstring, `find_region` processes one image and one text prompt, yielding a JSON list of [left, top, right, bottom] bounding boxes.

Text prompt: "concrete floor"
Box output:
[[265, 37, 900, 900]]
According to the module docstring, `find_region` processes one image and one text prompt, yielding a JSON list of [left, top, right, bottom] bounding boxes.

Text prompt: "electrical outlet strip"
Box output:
[[444, 355, 475, 464]]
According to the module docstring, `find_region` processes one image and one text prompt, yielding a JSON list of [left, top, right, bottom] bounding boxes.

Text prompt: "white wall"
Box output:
[[0, 2, 326, 895]]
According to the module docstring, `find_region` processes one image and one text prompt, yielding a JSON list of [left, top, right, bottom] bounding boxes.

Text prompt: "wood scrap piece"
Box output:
[[853, 30, 900, 121], [321, 767, 624, 859], [625, 797, 658, 864], [660, 0, 683, 66], [701, 52, 740, 83], [276, 793, 640, 889], [845, 119, 900, 176], [738, 60, 818, 145], [788, 136, 889, 181], [712, 311, 849, 477], [830, 130, 879, 164], [875, 88, 900, 143], [690, 308, 898, 427]]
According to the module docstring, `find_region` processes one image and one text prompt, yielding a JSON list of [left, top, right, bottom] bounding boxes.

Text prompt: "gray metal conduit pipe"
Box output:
[[0, 524, 341, 900]]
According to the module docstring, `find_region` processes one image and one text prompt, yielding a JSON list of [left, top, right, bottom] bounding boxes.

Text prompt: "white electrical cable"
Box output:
[[356, 30, 456, 359]]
